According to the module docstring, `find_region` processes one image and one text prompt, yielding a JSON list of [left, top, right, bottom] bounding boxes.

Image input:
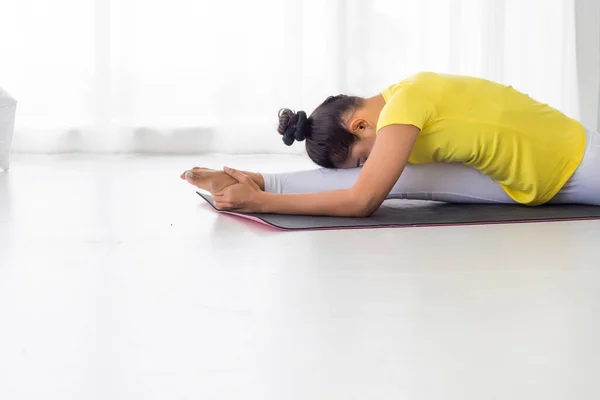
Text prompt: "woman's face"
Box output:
[[337, 134, 376, 169]]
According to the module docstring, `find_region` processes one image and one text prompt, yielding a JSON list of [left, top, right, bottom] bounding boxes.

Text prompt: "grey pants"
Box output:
[[262, 128, 600, 206]]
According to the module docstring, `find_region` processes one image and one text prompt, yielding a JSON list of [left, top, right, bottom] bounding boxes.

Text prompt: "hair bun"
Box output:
[[278, 109, 309, 146]]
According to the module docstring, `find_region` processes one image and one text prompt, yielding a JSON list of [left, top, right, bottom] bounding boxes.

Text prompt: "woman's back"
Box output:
[[378, 72, 586, 205]]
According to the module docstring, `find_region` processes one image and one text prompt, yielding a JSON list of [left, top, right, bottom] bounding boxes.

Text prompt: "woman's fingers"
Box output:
[[223, 167, 252, 184], [214, 201, 233, 210], [214, 189, 238, 210]]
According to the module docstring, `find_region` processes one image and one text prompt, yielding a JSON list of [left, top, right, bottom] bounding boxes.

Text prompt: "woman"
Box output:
[[181, 72, 599, 216]]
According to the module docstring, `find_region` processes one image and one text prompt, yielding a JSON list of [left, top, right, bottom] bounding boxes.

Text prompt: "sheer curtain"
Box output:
[[0, 0, 583, 154]]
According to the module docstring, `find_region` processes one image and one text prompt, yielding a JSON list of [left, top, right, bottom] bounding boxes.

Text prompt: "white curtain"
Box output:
[[0, 0, 584, 154]]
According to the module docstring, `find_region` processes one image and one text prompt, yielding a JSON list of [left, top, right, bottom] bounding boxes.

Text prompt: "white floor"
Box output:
[[1, 154, 600, 400]]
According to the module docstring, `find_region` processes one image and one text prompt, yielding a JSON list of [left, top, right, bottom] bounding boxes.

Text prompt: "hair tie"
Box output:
[[294, 111, 308, 141], [282, 111, 308, 146]]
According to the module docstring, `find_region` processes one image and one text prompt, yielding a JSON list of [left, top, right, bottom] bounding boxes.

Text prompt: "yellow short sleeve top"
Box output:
[[377, 72, 586, 205]]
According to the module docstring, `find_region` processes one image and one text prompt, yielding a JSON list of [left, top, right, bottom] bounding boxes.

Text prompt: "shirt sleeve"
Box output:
[[377, 84, 436, 132]]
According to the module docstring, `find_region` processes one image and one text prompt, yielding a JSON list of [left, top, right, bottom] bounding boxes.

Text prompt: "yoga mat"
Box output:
[[197, 192, 600, 231]]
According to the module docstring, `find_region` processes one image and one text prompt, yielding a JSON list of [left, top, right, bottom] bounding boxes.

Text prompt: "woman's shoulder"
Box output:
[[394, 71, 478, 89], [381, 72, 439, 101], [400, 71, 441, 86]]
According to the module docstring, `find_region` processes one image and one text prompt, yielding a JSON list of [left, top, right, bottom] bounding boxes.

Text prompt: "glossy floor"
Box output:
[[1, 155, 599, 400]]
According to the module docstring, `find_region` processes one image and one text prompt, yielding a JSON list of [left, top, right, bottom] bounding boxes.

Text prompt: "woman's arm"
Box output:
[[223, 124, 419, 217]]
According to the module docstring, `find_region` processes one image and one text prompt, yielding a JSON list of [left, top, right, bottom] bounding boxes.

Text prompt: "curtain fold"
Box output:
[[0, 0, 585, 154]]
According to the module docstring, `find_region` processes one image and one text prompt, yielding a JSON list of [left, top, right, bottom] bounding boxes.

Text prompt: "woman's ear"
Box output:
[[351, 118, 369, 134]]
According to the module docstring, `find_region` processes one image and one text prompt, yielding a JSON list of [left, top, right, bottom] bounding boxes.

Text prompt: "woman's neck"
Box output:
[[362, 94, 387, 125]]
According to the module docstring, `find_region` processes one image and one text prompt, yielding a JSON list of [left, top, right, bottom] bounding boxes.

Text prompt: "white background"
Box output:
[[1, 0, 598, 154]]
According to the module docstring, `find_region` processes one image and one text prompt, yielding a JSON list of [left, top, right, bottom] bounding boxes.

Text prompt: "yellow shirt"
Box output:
[[377, 72, 586, 205]]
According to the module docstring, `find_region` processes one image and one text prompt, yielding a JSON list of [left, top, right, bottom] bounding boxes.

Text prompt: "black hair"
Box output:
[[278, 95, 364, 168]]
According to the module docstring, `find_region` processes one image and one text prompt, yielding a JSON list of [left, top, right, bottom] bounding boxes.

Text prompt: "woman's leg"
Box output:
[[551, 128, 600, 205], [187, 162, 514, 204], [262, 162, 515, 204]]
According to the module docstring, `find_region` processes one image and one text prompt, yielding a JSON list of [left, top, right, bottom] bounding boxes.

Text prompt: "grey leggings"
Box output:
[[262, 128, 600, 206]]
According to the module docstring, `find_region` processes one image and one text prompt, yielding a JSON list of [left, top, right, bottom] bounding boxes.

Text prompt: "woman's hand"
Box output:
[[212, 167, 264, 212], [181, 167, 237, 193]]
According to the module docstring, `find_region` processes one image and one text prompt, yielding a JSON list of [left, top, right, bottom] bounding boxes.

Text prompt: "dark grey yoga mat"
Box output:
[[197, 192, 600, 230]]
